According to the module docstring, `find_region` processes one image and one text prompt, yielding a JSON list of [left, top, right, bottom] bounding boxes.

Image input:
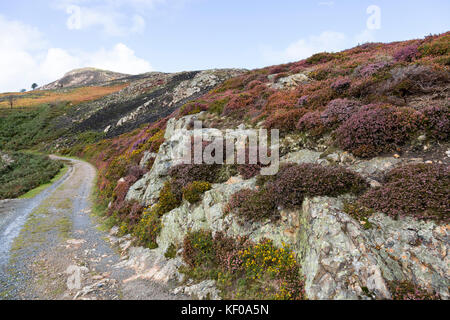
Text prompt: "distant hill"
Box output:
[[40, 67, 129, 90]]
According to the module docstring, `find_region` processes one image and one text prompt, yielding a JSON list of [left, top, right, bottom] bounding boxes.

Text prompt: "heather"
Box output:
[[335, 104, 422, 157], [228, 163, 368, 222], [360, 163, 449, 223], [180, 230, 306, 300]]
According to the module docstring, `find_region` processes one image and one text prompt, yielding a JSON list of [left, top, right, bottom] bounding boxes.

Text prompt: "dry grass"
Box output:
[[0, 84, 127, 109]]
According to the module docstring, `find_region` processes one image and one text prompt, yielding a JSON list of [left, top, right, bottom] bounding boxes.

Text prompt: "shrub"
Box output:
[[359, 163, 449, 223], [108, 198, 145, 227], [239, 239, 306, 300], [321, 98, 361, 127], [213, 232, 249, 274], [182, 181, 212, 204], [157, 181, 182, 215], [335, 105, 421, 157], [179, 102, 208, 117], [331, 77, 351, 93], [208, 98, 230, 115], [393, 44, 419, 62], [228, 163, 368, 222], [306, 52, 336, 65], [164, 243, 177, 259], [264, 109, 307, 134], [228, 188, 278, 223], [354, 61, 390, 77], [419, 33, 450, 57], [180, 232, 305, 300], [296, 111, 325, 136], [133, 206, 162, 249], [169, 163, 223, 190], [381, 65, 449, 99], [388, 281, 440, 300], [0, 152, 63, 199], [421, 105, 450, 140]]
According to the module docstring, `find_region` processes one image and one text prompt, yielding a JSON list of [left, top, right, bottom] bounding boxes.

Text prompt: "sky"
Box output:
[[0, 0, 449, 92]]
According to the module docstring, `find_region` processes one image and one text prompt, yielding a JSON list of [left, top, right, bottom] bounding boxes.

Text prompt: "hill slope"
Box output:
[[0, 32, 448, 300]]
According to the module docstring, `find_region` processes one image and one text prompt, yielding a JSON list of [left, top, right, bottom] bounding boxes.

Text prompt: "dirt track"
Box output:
[[0, 156, 187, 300]]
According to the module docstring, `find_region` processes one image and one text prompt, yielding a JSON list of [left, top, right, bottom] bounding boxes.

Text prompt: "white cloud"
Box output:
[[0, 15, 152, 92]]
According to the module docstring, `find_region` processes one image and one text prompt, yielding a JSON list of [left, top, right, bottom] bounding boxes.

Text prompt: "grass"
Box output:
[[18, 164, 69, 199]]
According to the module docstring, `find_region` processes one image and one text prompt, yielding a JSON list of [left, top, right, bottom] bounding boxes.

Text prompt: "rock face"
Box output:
[[125, 114, 449, 300], [40, 67, 129, 90]]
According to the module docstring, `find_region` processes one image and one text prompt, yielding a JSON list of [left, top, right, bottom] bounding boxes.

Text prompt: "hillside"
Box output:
[[0, 32, 448, 300]]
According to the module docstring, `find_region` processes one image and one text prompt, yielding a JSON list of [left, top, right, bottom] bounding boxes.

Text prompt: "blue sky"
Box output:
[[0, 0, 449, 92]]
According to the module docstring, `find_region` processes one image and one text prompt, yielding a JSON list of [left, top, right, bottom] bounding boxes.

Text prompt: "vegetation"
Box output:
[[359, 163, 449, 223], [388, 280, 441, 300], [0, 84, 126, 109], [228, 163, 368, 222], [0, 103, 70, 150], [183, 181, 212, 204], [180, 230, 306, 300], [0, 152, 63, 199]]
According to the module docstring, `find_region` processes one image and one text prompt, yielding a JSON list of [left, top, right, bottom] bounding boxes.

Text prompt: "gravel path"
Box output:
[[0, 156, 188, 300]]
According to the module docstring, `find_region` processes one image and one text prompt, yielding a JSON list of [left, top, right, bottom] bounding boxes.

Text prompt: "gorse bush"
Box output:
[[335, 104, 421, 157], [360, 163, 449, 223], [388, 281, 441, 300], [157, 181, 182, 215]]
